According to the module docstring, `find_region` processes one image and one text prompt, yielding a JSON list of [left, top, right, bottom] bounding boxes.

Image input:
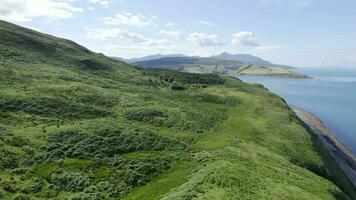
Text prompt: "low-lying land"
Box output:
[[0, 20, 354, 199], [237, 65, 310, 78]]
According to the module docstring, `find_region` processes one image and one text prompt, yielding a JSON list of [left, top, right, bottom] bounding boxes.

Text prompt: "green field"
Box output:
[[237, 65, 310, 78], [0, 20, 354, 199]]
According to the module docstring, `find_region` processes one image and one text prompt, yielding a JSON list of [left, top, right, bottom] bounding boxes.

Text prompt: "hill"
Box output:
[[212, 52, 296, 69], [213, 52, 273, 65], [133, 56, 309, 78], [0, 20, 354, 199], [115, 54, 189, 63], [133, 57, 243, 75]]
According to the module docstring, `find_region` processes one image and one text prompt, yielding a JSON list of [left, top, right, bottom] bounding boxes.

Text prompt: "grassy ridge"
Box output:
[[0, 20, 354, 199]]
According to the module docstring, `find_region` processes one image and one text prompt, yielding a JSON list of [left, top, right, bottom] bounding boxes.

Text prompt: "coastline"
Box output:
[[292, 107, 356, 187]]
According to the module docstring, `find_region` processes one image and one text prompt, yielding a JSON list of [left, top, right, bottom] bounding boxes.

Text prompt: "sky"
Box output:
[[1, 0, 356, 67]]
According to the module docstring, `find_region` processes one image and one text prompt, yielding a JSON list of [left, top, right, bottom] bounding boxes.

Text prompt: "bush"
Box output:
[[0, 149, 19, 169], [31, 179, 44, 193], [8, 136, 29, 147], [14, 194, 29, 200], [148, 70, 225, 85], [80, 58, 110, 70], [197, 94, 241, 105], [124, 107, 167, 123], [51, 172, 91, 192], [110, 156, 171, 190], [38, 126, 185, 161], [170, 82, 186, 90]]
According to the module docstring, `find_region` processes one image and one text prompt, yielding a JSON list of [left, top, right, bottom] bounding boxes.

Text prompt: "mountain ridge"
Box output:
[[114, 52, 295, 69]]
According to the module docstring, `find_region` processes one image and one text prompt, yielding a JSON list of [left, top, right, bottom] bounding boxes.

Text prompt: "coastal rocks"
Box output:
[[293, 108, 356, 187]]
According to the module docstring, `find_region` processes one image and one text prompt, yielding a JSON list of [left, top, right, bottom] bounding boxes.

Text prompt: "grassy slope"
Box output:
[[0, 20, 354, 199], [237, 65, 309, 78]]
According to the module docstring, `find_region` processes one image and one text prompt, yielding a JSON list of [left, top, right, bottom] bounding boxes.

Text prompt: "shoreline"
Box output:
[[292, 106, 356, 187]]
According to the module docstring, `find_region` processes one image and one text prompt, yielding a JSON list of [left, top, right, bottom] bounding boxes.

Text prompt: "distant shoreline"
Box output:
[[238, 73, 312, 79], [292, 107, 356, 187]]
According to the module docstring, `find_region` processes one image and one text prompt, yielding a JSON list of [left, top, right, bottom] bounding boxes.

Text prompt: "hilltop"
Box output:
[[213, 52, 274, 65], [0, 20, 354, 199]]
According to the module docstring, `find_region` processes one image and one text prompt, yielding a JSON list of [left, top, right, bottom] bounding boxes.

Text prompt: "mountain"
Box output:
[[114, 53, 188, 63], [133, 57, 243, 74], [0, 20, 355, 199], [213, 52, 272, 65], [213, 52, 296, 69], [133, 56, 309, 78]]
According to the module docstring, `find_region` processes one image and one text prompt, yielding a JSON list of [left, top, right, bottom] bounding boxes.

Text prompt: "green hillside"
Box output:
[[0, 20, 354, 200], [237, 65, 310, 78]]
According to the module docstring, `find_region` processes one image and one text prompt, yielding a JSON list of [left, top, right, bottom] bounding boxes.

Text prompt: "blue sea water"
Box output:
[[238, 67, 356, 155]]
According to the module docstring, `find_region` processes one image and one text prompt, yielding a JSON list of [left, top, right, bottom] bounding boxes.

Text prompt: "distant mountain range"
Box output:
[[115, 52, 294, 69], [113, 53, 308, 78], [212, 52, 273, 65], [114, 54, 188, 63]]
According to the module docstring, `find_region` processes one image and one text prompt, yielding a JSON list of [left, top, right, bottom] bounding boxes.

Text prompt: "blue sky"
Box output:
[[1, 0, 356, 67]]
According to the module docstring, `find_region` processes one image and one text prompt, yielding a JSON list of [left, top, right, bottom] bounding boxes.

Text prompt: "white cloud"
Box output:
[[250, 45, 285, 51], [86, 28, 146, 42], [86, 28, 172, 48], [197, 20, 215, 26], [25, 25, 41, 32], [101, 12, 155, 27], [232, 31, 260, 46], [89, 0, 124, 7], [90, 0, 109, 7], [159, 30, 181, 39], [166, 22, 175, 27], [90, 0, 110, 7], [143, 39, 171, 47], [0, 0, 83, 22], [258, 0, 315, 8], [187, 33, 224, 46]]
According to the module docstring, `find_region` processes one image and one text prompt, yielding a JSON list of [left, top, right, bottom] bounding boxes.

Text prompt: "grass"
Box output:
[[238, 65, 309, 78], [122, 160, 195, 200], [0, 20, 354, 199]]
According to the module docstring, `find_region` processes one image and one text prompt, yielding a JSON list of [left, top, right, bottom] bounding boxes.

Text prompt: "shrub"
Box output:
[[8, 136, 29, 147], [38, 126, 185, 161], [124, 107, 167, 123], [31, 179, 44, 193], [170, 82, 186, 90], [197, 94, 241, 105], [14, 194, 29, 200], [0, 149, 19, 169], [51, 172, 91, 192], [152, 70, 225, 85], [81, 58, 110, 70]]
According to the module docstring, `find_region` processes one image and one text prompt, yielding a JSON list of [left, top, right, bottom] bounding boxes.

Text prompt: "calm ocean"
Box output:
[[239, 67, 356, 155]]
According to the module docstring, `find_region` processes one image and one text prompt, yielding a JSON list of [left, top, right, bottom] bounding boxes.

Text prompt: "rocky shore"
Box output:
[[293, 107, 356, 187]]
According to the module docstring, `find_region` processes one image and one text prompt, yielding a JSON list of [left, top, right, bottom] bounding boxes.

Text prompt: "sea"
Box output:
[[238, 67, 356, 155]]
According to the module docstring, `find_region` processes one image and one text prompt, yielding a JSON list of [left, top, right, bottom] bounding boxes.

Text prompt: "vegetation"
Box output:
[[0, 20, 354, 200], [237, 64, 310, 78]]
